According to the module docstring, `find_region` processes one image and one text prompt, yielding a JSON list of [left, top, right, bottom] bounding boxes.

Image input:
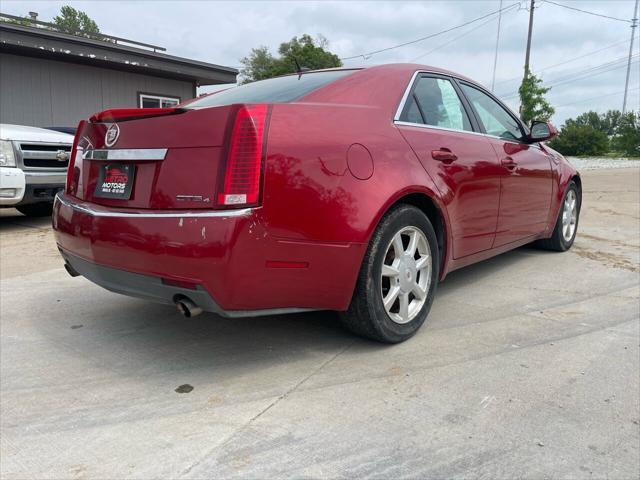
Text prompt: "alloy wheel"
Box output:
[[380, 226, 432, 324], [562, 189, 578, 242]]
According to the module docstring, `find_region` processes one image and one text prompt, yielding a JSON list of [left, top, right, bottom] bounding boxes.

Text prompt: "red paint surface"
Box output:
[[54, 64, 579, 313]]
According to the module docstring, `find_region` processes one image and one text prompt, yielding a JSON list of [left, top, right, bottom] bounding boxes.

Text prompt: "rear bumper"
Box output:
[[60, 250, 315, 318], [52, 193, 364, 313]]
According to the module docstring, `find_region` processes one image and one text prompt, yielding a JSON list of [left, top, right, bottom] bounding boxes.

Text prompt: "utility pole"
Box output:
[[622, 0, 639, 113], [491, 0, 504, 91], [520, 0, 535, 113], [523, 0, 535, 78]]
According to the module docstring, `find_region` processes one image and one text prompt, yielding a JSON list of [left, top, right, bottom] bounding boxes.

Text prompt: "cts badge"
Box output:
[[104, 123, 120, 147]]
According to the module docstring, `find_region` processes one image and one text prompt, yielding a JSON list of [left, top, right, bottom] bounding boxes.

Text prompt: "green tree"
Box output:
[[240, 34, 342, 84], [547, 124, 609, 156], [53, 6, 100, 37], [238, 46, 279, 83], [518, 72, 555, 125], [610, 111, 640, 156], [566, 110, 622, 136]]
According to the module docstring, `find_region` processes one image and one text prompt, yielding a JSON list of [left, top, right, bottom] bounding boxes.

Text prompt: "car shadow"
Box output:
[[437, 246, 538, 295], [0, 209, 51, 232], [28, 244, 544, 383]]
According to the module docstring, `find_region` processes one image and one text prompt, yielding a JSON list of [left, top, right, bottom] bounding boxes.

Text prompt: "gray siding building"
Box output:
[[0, 16, 237, 128]]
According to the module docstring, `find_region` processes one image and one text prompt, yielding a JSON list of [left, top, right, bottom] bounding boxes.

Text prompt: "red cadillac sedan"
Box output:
[[53, 64, 581, 343]]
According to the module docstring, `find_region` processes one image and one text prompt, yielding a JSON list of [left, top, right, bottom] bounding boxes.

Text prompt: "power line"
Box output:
[[497, 55, 639, 98], [541, 0, 631, 23], [493, 40, 628, 86], [340, 2, 521, 61], [410, 5, 518, 63], [500, 59, 637, 99], [555, 87, 640, 108], [542, 55, 637, 86], [491, 0, 505, 91]]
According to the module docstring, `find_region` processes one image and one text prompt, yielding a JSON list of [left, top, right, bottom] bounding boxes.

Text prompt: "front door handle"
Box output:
[[501, 156, 517, 170], [431, 148, 458, 163]]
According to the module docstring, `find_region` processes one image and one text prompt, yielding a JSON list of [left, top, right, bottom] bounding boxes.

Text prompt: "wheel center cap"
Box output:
[[399, 255, 417, 292]]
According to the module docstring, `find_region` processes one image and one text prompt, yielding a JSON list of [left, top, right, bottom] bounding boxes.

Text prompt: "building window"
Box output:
[[138, 93, 180, 108]]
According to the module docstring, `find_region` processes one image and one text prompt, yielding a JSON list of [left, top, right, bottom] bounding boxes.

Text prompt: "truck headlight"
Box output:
[[0, 140, 16, 167]]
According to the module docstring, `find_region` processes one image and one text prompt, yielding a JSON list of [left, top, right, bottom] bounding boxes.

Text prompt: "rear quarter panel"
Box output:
[[264, 103, 439, 243], [261, 103, 444, 309]]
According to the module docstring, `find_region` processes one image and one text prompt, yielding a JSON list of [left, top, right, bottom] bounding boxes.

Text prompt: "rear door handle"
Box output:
[[431, 148, 457, 163], [501, 156, 517, 170]]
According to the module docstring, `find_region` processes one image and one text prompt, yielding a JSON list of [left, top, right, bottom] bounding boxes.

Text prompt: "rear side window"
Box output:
[[401, 76, 473, 132], [185, 70, 357, 108]]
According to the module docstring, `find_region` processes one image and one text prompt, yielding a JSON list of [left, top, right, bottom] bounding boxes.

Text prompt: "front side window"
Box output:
[[459, 84, 524, 141], [400, 76, 473, 132], [139, 94, 180, 108]]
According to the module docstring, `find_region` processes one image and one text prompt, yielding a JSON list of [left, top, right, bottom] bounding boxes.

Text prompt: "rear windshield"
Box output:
[[184, 70, 357, 108]]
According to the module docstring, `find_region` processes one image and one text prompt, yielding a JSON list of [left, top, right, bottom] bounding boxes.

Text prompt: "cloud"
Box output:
[[2, 0, 637, 123]]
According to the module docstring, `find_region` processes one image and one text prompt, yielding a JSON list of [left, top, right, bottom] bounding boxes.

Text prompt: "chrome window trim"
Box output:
[[394, 120, 542, 150], [393, 70, 542, 150], [393, 70, 422, 121], [83, 148, 168, 161], [394, 120, 488, 138], [55, 193, 252, 218]]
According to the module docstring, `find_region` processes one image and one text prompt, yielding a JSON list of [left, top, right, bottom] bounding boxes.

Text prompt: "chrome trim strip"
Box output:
[[394, 120, 489, 138], [55, 193, 252, 218], [393, 70, 421, 121], [394, 120, 542, 150], [25, 172, 66, 185], [22, 150, 69, 160], [83, 148, 168, 161]]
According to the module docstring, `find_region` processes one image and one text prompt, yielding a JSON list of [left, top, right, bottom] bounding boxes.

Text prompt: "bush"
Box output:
[[548, 124, 609, 156], [610, 112, 640, 156]]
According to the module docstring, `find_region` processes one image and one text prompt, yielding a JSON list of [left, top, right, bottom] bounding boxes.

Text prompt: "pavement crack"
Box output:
[[180, 340, 354, 477]]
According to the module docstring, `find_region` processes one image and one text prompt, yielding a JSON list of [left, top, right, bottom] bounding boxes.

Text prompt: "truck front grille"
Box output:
[[20, 143, 72, 169]]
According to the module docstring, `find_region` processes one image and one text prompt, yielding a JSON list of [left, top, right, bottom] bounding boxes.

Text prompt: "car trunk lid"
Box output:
[[71, 106, 236, 210]]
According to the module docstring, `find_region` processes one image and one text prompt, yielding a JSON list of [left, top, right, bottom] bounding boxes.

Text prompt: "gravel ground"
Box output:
[[567, 157, 640, 170], [1, 168, 639, 479]]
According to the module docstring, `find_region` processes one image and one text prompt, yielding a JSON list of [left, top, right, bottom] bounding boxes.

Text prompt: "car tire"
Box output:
[[16, 202, 53, 217], [535, 181, 580, 252], [341, 204, 439, 343]]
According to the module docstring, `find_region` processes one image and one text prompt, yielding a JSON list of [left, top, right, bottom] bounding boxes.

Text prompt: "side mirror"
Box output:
[[528, 120, 557, 142]]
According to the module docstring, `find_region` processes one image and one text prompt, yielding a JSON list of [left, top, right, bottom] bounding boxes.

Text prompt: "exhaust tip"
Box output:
[[175, 298, 203, 318], [64, 262, 80, 277]]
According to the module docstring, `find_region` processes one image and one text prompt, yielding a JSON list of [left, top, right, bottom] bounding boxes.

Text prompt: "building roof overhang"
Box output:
[[0, 21, 238, 86]]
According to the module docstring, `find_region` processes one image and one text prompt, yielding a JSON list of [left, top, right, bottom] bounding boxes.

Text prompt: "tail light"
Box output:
[[65, 120, 86, 195], [217, 104, 269, 207]]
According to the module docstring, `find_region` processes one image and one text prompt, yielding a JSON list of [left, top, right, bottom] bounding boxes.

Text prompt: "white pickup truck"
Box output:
[[0, 124, 74, 216]]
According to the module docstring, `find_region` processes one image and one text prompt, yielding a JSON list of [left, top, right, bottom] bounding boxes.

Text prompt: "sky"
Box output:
[[2, 0, 638, 125]]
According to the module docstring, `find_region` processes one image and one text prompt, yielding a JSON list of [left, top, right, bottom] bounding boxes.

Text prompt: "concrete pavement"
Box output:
[[1, 167, 638, 479]]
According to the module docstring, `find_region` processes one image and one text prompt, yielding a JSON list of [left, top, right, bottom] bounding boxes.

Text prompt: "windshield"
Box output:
[[185, 70, 358, 108]]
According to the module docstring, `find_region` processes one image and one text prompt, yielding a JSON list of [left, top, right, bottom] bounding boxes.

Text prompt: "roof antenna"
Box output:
[[293, 57, 309, 78]]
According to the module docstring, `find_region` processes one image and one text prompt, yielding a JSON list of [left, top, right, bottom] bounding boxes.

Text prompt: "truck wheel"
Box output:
[[341, 204, 439, 343], [16, 203, 53, 217]]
